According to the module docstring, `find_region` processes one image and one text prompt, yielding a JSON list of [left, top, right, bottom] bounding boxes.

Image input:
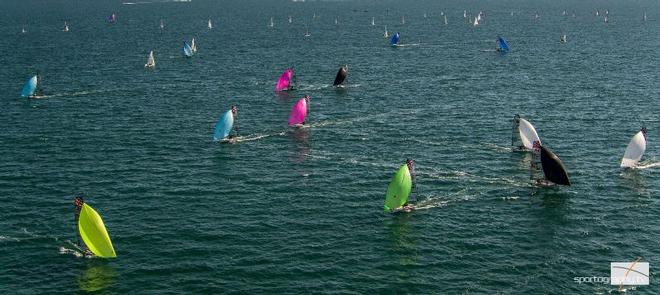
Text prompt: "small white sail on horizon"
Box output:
[[444, 15, 448, 25], [160, 19, 165, 31], [208, 19, 213, 29], [269, 17, 274, 28], [63, 21, 69, 32], [383, 25, 388, 38], [643, 12, 647, 22], [401, 15, 405, 24], [621, 129, 647, 168], [371, 17, 375, 26], [304, 26, 311, 37], [21, 27, 27, 34], [145, 50, 155, 68], [288, 16, 292, 24], [473, 16, 479, 26], [191, 38, 197, 53]]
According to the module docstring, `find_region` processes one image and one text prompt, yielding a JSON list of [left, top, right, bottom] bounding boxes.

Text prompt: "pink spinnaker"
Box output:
[[288, 97, 308, 126], [275, 68, 294, 92]]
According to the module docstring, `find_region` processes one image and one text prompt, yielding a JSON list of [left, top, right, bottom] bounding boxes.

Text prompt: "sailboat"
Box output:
[[21, 27, 27, 34], [401, 15, 405, 24], [108, 13, 117, 23], [213, 107, 236, 142], [383, 26, 389, 38], [604, 15, 609, 23], [390, 32, 400, 46], [560, 34, 567, 43], [496, 35, 510, 53], [145, 50, 155, 68], [63, 21, 70, 32], [183, 41, 193, 57], [620, 128, 647, 168], [511, 115, 540, 151], [643, 12, 647, 22], [191, 38, 197, 53], [160, 19, 165, 31], [444, 15, 448, 25], [333, 65, 348, 87], [208, 19, 213, 29], [304, 26, 311, 37], [423, 13, 427, 19], [383, 163, 412, 212], [531, 141, 571, 186], [288, 16, 292, 24], [275, 68, 295, 92], [371, 17, 375, 26], [269, 17, 274, 28], [288, 96, 310, 127], [76, 200, 117, 258], [473, 15, 479, 26], [21, 75, 39, 98], [335, 17, 338, 25], [463, 10, 467, 18]]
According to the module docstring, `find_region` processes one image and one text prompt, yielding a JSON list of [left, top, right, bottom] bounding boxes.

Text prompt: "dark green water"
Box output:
[[1, 0, 658, 293]]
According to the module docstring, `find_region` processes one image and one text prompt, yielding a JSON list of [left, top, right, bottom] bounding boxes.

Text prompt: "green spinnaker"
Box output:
[[78, 203, 116, 258], [383, 164, 412, 212]]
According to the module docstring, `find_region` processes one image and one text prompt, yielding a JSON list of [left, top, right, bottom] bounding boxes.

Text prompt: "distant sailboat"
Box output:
[[76, 199, 117, 258], [160, 19, 165, 31], [497, 35, 510, 52], [383, 163, 412, 212], [21, 27, 27, 34], [63, 21, 69, 32], [269, 17, 274, 28], [183, 41, 193, 57], [304, 26, 311, 37], [208, 19, 213, 29], [390, 32, 400, 46], [560, 34, 567, 43], [288, 16, 292, 24], [288, 96, 310, 127], [213, 107, 237, 142], [512, 115, 541, 151], [335, 17, 338, 25], [383, 26, 389, 38], [444, 15, 448, 25], [621, 128, 647, 168], [401, 15, 405, 24], [21, 75, 39, 98], [531, 141, 571, 186], [463, 10, 467, 18], [596, 10, 600, 16], [275, 68, 295, 92], [371, 17, 375, 26], [643, 12, 647, 22], [145, 50, 155, 68], [108, 13, 117, 23], [333, 65, 348, 87], [604, 15, 608, 23], [473, 16, 479, 26], [191, 38, 197, 53]]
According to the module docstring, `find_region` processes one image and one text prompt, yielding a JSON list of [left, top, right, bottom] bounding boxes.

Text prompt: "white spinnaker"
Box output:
[[621, 131, 646, 168], [518, 118, 541, 150]]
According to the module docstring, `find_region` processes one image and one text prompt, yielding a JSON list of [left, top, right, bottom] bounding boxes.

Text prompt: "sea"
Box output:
[[0, 0, 658, 293]]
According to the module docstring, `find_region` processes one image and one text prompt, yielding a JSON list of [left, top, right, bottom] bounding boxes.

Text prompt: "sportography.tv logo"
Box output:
[[611, 261, 649, 286]]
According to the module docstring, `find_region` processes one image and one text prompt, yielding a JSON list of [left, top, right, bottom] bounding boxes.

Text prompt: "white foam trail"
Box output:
[[235, 132, 285, 142], [0, 235, 20, 242], [635, 162, 660, 169], [59, 246, 83, 257]]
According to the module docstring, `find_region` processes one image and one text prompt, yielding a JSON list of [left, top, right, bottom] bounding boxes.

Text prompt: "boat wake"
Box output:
[[413, 196, 451, 210], [634, 162, 660, 169], [396, 42, 421, 47], [59, 245, 84, 258], [234, 131, 286, 142]]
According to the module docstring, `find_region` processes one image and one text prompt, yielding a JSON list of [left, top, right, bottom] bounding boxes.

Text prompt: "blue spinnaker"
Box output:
[[21, 75, 37, 97], [497, 36, 510, 52], [390, 32, 400, 46], [183, 41, 193, 57], [213, 110, 234, 141]]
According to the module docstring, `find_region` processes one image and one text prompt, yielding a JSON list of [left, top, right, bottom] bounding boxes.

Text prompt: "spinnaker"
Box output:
[[390, 32, 400, 46], [213, 109, 235, 141], [183, 41, 193, 57], [288, 96, 309, 126], [497, 35, 510, 52], [621, 129, 647, 168], [275, 68, 294, 92], [539, 145, 571, 186], [333, 65, 348, 86], [21, 75, 38, 97], [78, 203, 116, 258], [384, 164, 412, 212]]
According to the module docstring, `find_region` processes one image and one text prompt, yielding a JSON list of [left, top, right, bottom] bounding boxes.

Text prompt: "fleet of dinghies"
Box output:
[[13, 8, 658, 255]]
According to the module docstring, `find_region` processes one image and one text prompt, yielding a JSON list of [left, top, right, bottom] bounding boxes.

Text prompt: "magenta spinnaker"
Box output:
[[288, 97, 308, 125], [275, 68, 294, 92]]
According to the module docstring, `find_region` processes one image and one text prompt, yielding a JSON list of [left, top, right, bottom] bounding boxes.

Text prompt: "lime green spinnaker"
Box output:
[[78, 203, 116, 258], [383, 164, 412, 212]]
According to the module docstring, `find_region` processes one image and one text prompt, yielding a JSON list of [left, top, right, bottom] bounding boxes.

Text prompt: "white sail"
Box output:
[[269, 17, 274, 27], [473, 16, 479, 26], [371, 17, 375, 26], [63, 21, 69, 32], [191, 38, 197, 53], [401, 15, 405, 24], [288, 16, 292, 24], [383, 26, 388, 38], [145, 50, 155, 68], [160, 19, 165, 30], [518, 118, 541, 150], [208, 19, 213, 29], [621, 131, 646, 168], [444, 15, 448, 25]]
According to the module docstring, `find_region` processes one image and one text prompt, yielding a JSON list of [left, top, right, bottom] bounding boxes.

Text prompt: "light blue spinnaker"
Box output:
[[21, 75, 38, 97], [183, 41, 193, 57], [213, 110, 234, 141], [497, 36, 510, 52], [390, 32, 400, 46]]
